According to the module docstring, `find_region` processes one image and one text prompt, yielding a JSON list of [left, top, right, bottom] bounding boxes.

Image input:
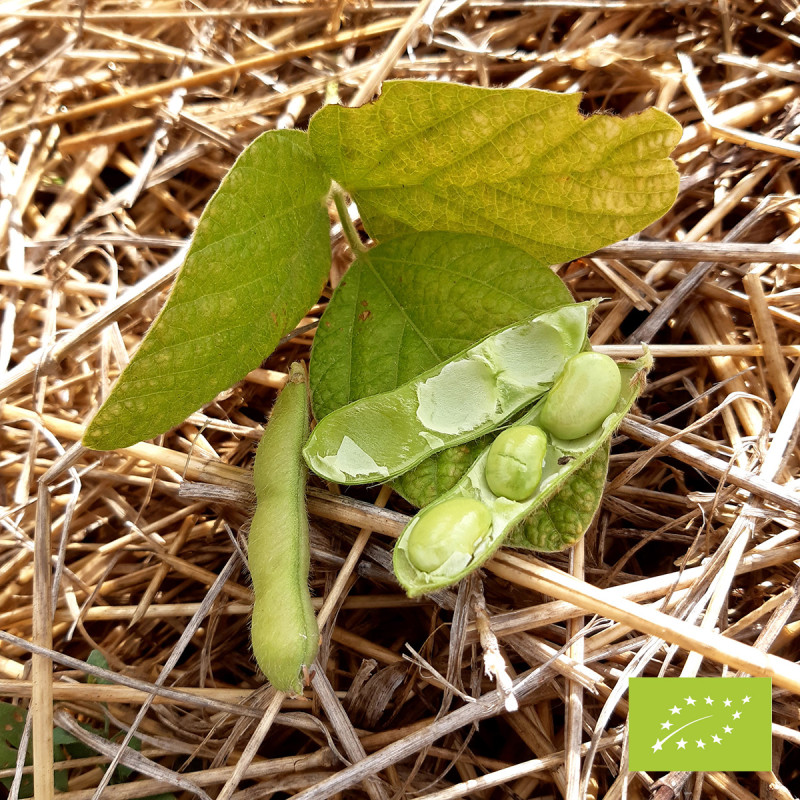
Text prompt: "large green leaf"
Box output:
[[83, 130, 331, 450], [309, 231, 572, 420], [309, 81, 681, 262]]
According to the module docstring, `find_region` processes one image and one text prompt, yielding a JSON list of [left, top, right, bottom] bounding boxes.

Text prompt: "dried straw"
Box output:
[[2, 2, 799, 799]]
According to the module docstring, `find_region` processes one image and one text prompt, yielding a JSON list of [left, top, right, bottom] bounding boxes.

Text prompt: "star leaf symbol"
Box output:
[[661, 721, 672, 730], [652, 739, 664, 752], [696, 739, 706, 749], [724, 725, 733, 734], [723, 698, 732, 707], [742, 695, 751, 704], [685, 696, 696, 706], [712, 734, 722, 744], [676, 738, 687, 749], [733, 711, 741, 720], [670, 705, 682, 715], [704, 696, 714, 705]]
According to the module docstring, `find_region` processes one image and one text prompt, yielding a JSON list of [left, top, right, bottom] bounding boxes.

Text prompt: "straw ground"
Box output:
[[1, 2, 799, 799]]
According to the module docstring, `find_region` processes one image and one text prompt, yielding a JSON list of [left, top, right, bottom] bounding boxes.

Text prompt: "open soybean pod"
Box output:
[[303, 302, 596, 485], [249, 362, 318, 693], [393, 352, 651, 597]]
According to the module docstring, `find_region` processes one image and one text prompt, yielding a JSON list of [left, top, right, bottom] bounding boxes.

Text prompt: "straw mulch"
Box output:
[[1, 2, 800, 799]]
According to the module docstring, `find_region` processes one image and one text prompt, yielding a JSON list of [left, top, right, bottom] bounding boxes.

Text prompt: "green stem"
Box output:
[[332, 187, 366, 255]]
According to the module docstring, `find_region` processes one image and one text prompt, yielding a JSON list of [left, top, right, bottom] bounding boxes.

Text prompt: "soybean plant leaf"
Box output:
[[0, 702, 26, 745], [83, 130, 331, 450], [394, 435, 491, 509], [0, 702, 72, 796], [0, 702, 26, 771], [87, 648, 112, 684], [53, 727, 79, 746], [507, 441, 609, 551], [309, 81, 681, 262], [310, 231, 572, 420]]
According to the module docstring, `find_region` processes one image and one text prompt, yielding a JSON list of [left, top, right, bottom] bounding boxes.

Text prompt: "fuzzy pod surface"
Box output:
[[249, 362, 318, 693]]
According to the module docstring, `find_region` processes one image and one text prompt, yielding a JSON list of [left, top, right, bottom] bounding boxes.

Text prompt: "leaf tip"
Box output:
[[81, 415, 123, 451]]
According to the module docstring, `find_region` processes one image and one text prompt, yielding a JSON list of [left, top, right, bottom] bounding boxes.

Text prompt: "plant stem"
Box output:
[[332, 187, 366, 254]]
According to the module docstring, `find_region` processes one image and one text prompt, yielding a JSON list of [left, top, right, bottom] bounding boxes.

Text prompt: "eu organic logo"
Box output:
[[628, 678, 771, 771]]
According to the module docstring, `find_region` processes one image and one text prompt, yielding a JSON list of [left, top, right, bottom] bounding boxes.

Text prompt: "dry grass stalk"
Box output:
[[2, 2, 800, 799]]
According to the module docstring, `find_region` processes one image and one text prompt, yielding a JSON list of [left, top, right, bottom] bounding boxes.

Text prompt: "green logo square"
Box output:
[[628, 677, 771, 772]]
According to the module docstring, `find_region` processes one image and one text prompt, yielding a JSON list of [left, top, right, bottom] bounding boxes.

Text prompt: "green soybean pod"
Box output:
[[539, 351, 622, 440], [393, 353, 651, 597], [303, 301, 595, 485], [485, 425, 547, 501], [249, 362, 318, 693]]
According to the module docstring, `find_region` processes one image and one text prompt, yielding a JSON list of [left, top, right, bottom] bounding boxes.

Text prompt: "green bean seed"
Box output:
[[539, 351, 621, 440], [303, 302, 595, 485], [406, 497, 493, 572], [249, 362, 318, 694], [485, 425, 547, 501]]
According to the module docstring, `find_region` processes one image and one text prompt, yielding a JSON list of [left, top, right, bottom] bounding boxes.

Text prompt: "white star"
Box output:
[[661, 721, 672, 730], [723, 698, 732, 707], [670, 705, 682, 715], [696, 739, 706, 749], [676, 738, 687, 749], [704, 696, 714, 705], [685, 696, 696, 706], [652, 739, 664, 752], [733, 711, 741, 720], [723, 725, 733, 734], [712, 734, 722, 744], [742, 695, 751, 704]]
